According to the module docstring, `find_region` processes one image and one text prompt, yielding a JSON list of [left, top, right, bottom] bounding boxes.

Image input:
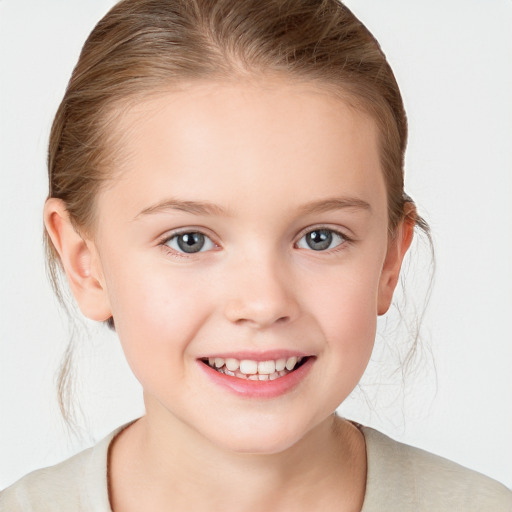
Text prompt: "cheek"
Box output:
[[308, 262, 381, 325], [293, 263, 381, 412], [103, 261, 210, 371], [303, 258, 382, 361]]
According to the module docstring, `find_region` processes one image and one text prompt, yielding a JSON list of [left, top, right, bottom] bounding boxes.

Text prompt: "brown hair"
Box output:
[[45, 0, 430, 420]]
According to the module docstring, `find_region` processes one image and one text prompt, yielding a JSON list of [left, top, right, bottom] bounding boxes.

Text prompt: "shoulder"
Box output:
[[360, 426, 512, 512], [0, 424, 127, 512]]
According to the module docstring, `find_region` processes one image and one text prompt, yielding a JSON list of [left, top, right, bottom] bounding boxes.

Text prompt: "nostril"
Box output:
[[233, 314, 290, 327]]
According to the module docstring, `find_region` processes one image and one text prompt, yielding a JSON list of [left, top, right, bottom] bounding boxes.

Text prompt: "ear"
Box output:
[[377, 205, 416, 315], [44, 198, 112, 322]]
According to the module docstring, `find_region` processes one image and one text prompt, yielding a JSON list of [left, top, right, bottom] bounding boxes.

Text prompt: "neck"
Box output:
[[108, 400, 366, 512]]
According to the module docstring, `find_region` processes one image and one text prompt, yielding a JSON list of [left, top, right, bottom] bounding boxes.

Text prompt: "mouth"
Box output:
[[200, 356, 310, 381]]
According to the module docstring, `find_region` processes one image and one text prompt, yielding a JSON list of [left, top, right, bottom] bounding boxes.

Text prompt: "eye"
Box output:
[[164, 231, 216, 254], [296, 228, 346, 251]]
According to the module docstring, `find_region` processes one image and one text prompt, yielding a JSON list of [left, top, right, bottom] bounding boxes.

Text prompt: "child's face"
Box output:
[[82, 80, 407, 453]]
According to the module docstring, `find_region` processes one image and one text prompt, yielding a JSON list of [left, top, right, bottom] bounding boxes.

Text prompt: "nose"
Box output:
[[223, 253, 300, 329]]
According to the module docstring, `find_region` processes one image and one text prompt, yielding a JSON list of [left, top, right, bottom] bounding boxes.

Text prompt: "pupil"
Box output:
[[307, 230, 332, 251], [177, 232, 205, 253]]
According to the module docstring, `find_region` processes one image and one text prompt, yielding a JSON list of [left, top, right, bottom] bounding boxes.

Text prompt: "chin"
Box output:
[[218, 435, 300, 456], [204, 417, 316, 456]]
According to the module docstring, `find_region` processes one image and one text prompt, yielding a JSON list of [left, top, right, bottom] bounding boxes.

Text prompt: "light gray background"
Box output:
[[1, 0, 511, 490]]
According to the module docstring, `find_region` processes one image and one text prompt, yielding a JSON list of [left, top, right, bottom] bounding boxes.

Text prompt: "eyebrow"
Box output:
[[135, 199, 228, 219], [135, 196, 371, 220], [298, 197, 372, 215]]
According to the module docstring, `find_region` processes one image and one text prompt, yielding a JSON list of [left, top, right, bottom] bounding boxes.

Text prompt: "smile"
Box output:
[[201, 356, 309, 381]]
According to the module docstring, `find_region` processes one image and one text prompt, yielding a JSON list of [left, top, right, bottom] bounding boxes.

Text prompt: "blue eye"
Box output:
[[296, 229, 346, 251], [165, 232, 215, 254]]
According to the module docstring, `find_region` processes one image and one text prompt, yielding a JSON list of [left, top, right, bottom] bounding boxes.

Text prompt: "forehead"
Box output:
[[99, 79, 386, 219]]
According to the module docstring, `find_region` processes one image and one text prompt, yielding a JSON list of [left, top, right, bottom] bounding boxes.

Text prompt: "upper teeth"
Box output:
[[207, 356, 303, 375]]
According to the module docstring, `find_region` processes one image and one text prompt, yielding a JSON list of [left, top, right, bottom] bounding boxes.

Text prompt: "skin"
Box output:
[[45, 79, 414, 512]]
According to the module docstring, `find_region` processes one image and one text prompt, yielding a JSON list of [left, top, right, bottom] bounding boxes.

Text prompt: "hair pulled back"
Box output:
[[46, 0, 430, 420], [46, 0, 420, 277]]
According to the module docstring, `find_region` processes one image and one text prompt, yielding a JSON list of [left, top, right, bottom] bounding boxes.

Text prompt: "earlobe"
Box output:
[[377, 208, 415, 315], [44, 198, 112, 322]]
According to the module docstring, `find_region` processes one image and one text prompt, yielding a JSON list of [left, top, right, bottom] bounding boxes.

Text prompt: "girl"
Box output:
[[1, 0, 511, 510]]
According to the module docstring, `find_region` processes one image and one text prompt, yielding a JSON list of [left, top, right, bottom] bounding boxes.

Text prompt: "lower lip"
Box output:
[[197, 358, 314, 399]]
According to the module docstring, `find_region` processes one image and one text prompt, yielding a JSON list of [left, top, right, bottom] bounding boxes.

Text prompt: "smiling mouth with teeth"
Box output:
[[201, 356, 308, 381]]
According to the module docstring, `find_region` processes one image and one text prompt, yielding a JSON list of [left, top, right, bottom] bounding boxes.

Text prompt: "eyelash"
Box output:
[[159, 229, 218, 258], [295, 227, 351, 252], [158, 226, 352, 258]]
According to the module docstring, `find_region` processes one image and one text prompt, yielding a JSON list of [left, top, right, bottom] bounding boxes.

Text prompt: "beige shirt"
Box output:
[[1, 424, 511, 511]]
